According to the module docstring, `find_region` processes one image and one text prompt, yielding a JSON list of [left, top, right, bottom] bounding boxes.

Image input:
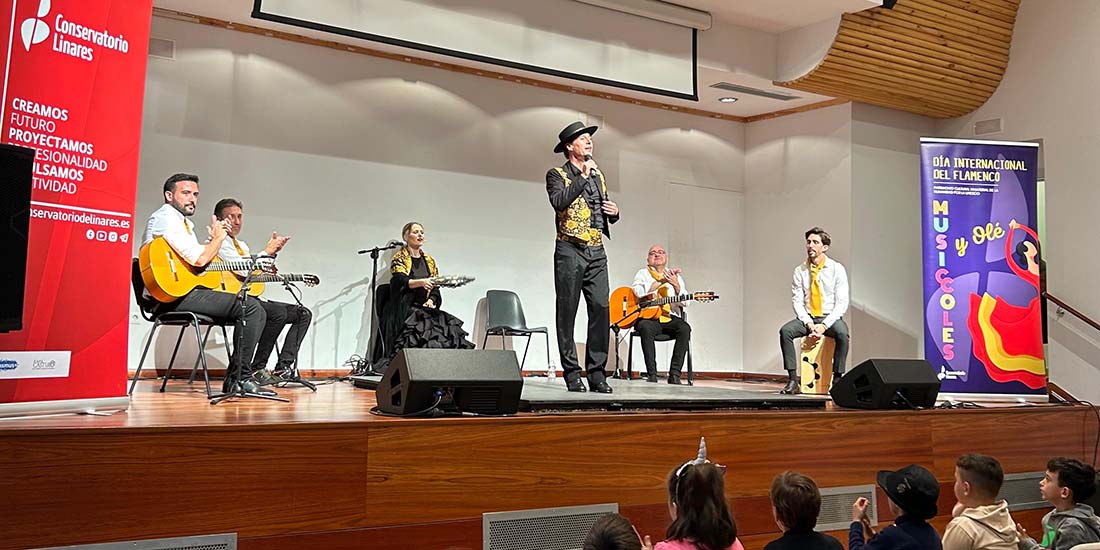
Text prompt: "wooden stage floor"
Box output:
[[2, 378, 1096, 550]]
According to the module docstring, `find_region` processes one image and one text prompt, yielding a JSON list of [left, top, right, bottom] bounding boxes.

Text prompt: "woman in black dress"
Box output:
[[379, 222, 474, 364]]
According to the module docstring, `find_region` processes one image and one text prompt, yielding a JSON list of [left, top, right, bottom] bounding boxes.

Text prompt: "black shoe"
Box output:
[[590, 380, 613, 393], [779, 379, 801, 395], [645, 375, 658, 383], [252, 369, 280, 386], [566, 378, 587, 392], [242, 378, 278, 396], [668, 373, 682, 385]]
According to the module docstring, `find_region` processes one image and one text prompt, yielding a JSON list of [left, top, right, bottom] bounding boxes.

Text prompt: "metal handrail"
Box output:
[[1045, 292, 1100, 334]]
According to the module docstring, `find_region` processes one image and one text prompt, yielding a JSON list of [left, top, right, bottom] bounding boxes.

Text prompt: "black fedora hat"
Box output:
[[554, 121, 598, 153], [877, 465, 939, 520]]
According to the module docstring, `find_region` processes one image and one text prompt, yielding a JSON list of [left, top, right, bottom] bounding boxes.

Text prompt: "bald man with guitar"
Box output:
[[630, 245, 691, 384]]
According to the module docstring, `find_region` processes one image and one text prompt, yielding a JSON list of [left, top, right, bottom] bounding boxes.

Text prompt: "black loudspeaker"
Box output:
[[830, 358, 940, 409], [375, 349, 524, 416], [0, 144, 34, 333]]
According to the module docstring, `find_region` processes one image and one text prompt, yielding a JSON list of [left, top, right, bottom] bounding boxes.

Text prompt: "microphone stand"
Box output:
[[211, 260, 289, 404], [357, 241, 399, 377], [273, 277, 317, 391], [609, 305, 643, 380]]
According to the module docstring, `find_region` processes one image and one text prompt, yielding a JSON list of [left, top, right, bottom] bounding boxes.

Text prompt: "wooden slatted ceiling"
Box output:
[[776, 0, 1020, 119]]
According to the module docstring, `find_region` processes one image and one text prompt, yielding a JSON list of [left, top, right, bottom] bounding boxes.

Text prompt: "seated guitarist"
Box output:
[[631, 245, 691, 384], [213, 198, 311, 385], [140, 174, 273, 396]]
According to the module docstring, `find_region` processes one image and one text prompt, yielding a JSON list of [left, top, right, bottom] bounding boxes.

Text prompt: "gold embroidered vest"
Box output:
[[391, 247, 439, 277], [554, 166, 607, 246]]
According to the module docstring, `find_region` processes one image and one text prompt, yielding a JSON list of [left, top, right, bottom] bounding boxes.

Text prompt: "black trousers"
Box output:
[[252, 300, 312, 370], [634, 316, 691, 376], [553, 240, 609, 381], [171, 289, 266, 378], [779, 316, 850, 376]]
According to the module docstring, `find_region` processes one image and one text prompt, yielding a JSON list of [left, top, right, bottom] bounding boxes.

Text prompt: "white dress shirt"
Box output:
[[791, 256, 849, 329], [632, 267, 688, 317], [142, 203, 203, 265], [217, 235, 253, 277]]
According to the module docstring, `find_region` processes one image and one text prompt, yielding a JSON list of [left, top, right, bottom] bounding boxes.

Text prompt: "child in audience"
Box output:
[[942, 453, 1019, 550], [584, 513, 643, 550], [651, 438, 744, 550], [1016, 457, 1100, 550], [850, 464, 943, 550], [764, 471, 844, 550]]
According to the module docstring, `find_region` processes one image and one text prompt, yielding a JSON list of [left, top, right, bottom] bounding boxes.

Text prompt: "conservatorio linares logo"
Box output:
[[19, 0, 129, 62], [19, 0, 50, 51]]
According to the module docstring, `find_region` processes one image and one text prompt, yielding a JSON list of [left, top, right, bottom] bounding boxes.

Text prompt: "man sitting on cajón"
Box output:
[[777, 227, 849, 395]]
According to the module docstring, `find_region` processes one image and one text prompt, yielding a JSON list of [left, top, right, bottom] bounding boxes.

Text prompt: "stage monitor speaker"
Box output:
[[0, 144, 34, 333], [830, 358, 940, 409], [375, 349, 524, 416]]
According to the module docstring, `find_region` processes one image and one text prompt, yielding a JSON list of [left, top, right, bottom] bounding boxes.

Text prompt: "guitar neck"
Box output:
[[206, 259, 259, 272], [246, 274, 311, 284], [646, 293, 695, 307]]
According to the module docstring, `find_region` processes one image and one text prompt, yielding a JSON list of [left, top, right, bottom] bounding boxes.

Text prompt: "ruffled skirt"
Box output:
[[394, 306, 475, 351]]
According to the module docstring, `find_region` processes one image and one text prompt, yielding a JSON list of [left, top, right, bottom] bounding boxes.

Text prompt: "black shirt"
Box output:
[[764, 530, 845, 550]]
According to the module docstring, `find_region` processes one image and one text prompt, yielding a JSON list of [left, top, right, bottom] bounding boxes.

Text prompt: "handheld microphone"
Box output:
[[584, 154, 608, 202]]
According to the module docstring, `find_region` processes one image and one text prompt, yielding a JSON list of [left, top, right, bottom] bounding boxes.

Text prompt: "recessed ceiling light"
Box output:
[[719, 97, 738, 103]]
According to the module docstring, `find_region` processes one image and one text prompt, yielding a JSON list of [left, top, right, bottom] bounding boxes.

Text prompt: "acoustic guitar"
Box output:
[[609, 286, 719, 329], [218, 271, 321, 297], [139, 237, 279, 303]]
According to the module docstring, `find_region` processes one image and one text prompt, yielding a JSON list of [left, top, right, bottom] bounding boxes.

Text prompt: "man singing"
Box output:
[[631, 245, 691, 384], [546, 121, 620, 393], [778, 227, 850, 395], [213, 198, 311, 385]]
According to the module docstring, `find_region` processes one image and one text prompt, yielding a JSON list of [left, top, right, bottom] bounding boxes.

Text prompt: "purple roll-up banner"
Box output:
[[920, 138, 1045, 398]]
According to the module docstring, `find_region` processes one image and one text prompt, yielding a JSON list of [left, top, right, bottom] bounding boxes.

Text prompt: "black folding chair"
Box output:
[[482, 289, 550, 371], [627, 310, 694, 385], [128, 259, 232, 397]]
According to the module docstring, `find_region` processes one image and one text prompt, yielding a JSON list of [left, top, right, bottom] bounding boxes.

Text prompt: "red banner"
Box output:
[[0, 0, 152, 407]]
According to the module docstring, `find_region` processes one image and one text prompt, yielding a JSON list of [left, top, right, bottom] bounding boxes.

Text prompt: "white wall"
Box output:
[[132, 17, 746, 374], [935, 0, 1100, 402], [849, 103, 935, 364], [742, 103, 852, 373]]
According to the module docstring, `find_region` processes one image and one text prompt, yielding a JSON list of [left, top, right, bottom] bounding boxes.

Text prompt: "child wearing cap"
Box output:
[[1016, 457, 1100, 550], [850, 464, 943, 550]]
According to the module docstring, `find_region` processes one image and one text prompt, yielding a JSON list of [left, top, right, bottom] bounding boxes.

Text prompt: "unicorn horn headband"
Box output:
[[692, 436, 707, 465]]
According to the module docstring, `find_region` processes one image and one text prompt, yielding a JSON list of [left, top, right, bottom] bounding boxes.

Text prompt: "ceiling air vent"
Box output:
[[974, 118, 1003, 136], [148, 37, 175, 60], [709, 82, 800, 101]]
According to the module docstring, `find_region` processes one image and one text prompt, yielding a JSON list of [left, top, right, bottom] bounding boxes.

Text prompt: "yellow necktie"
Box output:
[[808, 260, 824, 317], [648, 267, 673, 323], [183, 218, 192, 235], [231, 236, 246, 256]]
